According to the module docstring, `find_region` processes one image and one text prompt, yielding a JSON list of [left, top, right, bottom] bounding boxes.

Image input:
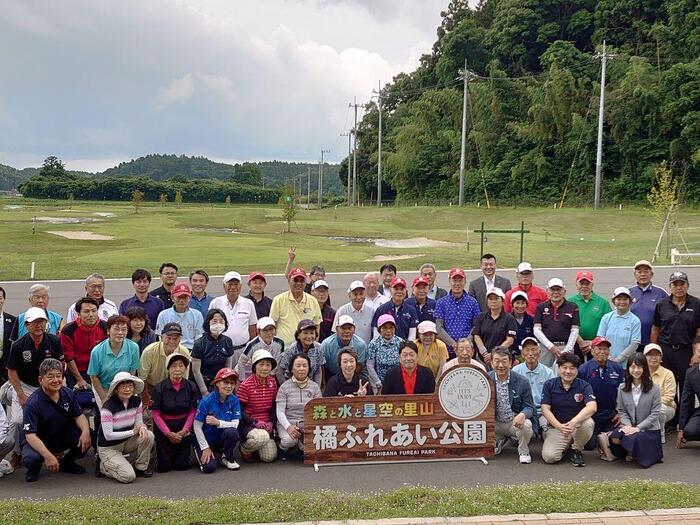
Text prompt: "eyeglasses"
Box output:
[[111, 326, 128, 333]]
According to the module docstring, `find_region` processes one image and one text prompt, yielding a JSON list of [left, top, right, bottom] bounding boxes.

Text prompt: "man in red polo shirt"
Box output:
[[504, 262, 548, 316]]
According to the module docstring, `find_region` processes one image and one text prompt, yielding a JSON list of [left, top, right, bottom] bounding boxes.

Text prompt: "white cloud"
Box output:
[[157, 74, 195, 107]]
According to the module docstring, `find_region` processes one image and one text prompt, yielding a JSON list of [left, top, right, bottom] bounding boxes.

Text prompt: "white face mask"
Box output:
[[210, 323, 226, 336]]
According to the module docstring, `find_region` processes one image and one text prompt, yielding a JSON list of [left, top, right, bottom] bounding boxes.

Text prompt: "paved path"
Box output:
[[3, 265, 700, 318]]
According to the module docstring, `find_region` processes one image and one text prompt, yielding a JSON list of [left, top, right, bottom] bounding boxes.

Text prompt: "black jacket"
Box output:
[[382, 365, 435, 395]]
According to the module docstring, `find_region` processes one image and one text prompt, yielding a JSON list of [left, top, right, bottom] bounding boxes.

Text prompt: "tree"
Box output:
[[225, 195, 231, 205], [647, 163, 679, 226], [159, 193, 168, 207], [131, 190, 145, 214], [279, 186, 298, 233], [174, 190, 183, 205], [67, 193, 75, 208], [39, 156, 67, 178]]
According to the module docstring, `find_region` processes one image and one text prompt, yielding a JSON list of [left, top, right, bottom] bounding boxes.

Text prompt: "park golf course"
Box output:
[[2, 197, 700, 281]]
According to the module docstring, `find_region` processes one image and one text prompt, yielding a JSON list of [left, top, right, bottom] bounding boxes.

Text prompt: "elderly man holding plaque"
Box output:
[[382, 341, 435, 395], [489, 347, 535, 464]]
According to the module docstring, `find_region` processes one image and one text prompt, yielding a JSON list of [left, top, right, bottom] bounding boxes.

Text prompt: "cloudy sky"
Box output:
[[0, 0, 459, 171]]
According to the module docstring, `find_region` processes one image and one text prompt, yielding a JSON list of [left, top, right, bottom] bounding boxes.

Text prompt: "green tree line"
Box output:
[[342, 0, 700, 205]]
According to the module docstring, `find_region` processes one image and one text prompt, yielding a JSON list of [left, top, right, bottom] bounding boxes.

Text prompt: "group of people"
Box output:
[[0, 253, 699, 483]]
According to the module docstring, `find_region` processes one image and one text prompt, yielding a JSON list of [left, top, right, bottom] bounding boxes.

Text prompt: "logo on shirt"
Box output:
[[22, 350, 33, 363], [23, 423, 30, 431], [574, 393, 584, 402], [63, 403, 70, 411]]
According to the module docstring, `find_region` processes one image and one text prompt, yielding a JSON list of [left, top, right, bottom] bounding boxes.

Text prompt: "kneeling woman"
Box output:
[[382, 341, 436, 395], [193, 368, 242, 473], [98, 372, 155, 483], [276, 353, 322, 458], [607, 354, 663, 468], [236, 349, 278, 463], [151, 353, 200, 472]]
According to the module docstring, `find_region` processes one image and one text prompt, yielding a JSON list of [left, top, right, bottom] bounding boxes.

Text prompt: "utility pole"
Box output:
[[458, 59, 469, 207], [318, 149, 329, 208], [594, 41, 614, 209], [307, 167, 311, 208], [341, 132, 351, 206], [348, 99, 360, 206], [376, 81, 382, 207]]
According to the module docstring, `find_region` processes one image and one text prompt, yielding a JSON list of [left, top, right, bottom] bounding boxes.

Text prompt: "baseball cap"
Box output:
[[256, 316, 275, 330], [612, 286, 631, 299], [486, 287, 505, 300], [576, 271, 594, 283], [289, 268, 307, 280], [166, 352, 191, 369], [312, 279, 329, 290], [634, 260, 653, 270], [162, 322, 183, 336], [377, 313, 396, 327], [337, 315, 355, 327], [417, 320, 437, 334], [510, 290, 529, 304], [248, 271, 266, 283], [547, 278, 565, 289], [643, 343, 663, 356], [296, 319, 316, 332], [171, 283, 192, 297], [212, 367, 238, 385], [25, 307, 48, 323], [516, 262, 533, 273], [347, 280, 365, 293], [520, 336, 539, 349], [669, 271, 689, 284], [390, 277, 407, 288], [412, 276, 430, 287], [591, 336, 612, 348], [223, 271, 241, 283], [448, 267, 466, 279]]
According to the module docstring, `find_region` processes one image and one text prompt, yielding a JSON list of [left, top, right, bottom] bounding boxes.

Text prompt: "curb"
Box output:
[[243, 507, 700, 525]]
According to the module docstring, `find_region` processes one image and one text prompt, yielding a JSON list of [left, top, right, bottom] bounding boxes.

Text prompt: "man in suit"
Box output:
[[489, 346, 535, 464], [677, 336, 700, 447], [0, 286, 18, 382], [469, 253, 512, 312], [377, 264, 397, 299], [381, 341, 435, 395]]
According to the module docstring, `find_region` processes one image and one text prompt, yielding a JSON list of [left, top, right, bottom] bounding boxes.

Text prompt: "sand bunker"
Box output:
[[46, 231, 114, 240], [4, 205, 22, 210], [35, 216, 100, 224], [374, 237, 462, 248], [186, 227, 241, 234], [365, 254, 426, 262], [94, 212, 116, 218]]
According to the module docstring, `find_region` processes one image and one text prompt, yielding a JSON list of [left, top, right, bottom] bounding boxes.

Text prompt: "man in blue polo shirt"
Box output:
[[155, 283, 203, 350], [405, 276, 436, 323], [189, 269, 213, 316], [577, 336, 623, 450], [629, 260, 668, 348], [541, 353, 597, 467], [21, 358, 91, 482], [435, 268, 481, 359], [119, 269, 165, 329], [372, 277, 419, 341]]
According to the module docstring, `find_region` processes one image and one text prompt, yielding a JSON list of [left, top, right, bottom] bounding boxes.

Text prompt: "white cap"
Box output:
[[312, 279, 329, 290], [516, 262, 533, 273], [510, 290, 528, 304], [256, 316, 276, 330], [417, 320, 437, 334], [547, 278, 565, 289], [347, 280, 365, 293], [223, 271, 241, 283], [643, 343, 663, 356], [25, 307, 48, 323], [612, 286, 631, 299], [486, 287, 505, 300], [337, 315, 355, 327]]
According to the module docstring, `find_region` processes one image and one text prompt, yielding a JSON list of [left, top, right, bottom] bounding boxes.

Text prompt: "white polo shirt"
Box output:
[[332, 302, 375, 344], [209, 295, 258, 346]]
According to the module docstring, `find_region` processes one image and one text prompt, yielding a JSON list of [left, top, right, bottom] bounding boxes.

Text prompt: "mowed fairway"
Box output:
[[2, 198, 700, 280]]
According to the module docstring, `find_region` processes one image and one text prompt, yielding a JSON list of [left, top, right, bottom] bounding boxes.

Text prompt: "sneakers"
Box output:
[[519, 453, 532, 464], [0, 459, 14, 476], [493, 437, 507, 456], [134, 468, 153, 478], [220, 456, 240, 470], [25, 469, 40, 483], [570, 449, 586, 467]]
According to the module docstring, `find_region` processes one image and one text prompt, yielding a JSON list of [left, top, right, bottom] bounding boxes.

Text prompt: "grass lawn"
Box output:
[[2, 197, 700, 280], [3, 481, 699, 525]]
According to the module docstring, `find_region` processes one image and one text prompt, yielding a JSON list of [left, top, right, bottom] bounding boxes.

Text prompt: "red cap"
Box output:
[[449, 267, 466, 279], [412, 276, 430, 287], [390, 277, 407, 288], [211, 367, 239, 385], [248, 271, 266, 283], [171, 283, 192, 297], [576, 271, 594, 283], [591, 336, 611, 348], [289, 268, 307, 280]]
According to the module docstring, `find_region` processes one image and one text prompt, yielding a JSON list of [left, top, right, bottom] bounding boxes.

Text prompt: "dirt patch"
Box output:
[[35, 216, 100, 224], [4, 205, 22, 210], [365, 254, 426, 262], [94, 212, 116, 218], [46, 231, 114, 240], [374, 237, 462, 248], [186, 227, 242, 234]]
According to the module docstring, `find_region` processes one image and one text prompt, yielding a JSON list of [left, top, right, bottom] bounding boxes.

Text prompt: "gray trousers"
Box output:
[[495, 419, 533, 455]]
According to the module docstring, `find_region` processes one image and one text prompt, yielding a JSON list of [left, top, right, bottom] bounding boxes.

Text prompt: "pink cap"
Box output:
[[377, 314, 396, 328]]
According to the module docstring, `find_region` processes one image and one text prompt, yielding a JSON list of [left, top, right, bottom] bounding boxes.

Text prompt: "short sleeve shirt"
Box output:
[[87, 338, 141, 390], [534, 300, 580, 344], [541, 377, 596, 423], [504, 285, 548, 316], [372, 301, 420, 340], [472, 310, 517, 352], [191, 333, 235, 386], [332, 302, 375, 344], [22, 386, 81, 451], [119, 294, 164, 329], [630, 284, 668, 347], [208, 295, 258, 347], [367, 335, 403, 383], [269, 291, 322, 347], [7, 333, 64, 387], [568, 293, 612, 340], [577, 359, 624, 422], [434, 292, 481, 345], [405, 297, 436, 323], [653, 295, 700, 346]]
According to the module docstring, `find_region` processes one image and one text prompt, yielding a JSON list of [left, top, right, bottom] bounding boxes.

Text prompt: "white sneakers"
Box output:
[[220, 456, 240, 470], [0, 459, 14, 477], [519, 453, 532, 464]]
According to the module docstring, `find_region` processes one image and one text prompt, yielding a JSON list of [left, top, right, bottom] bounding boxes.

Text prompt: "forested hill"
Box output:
[[0, 164, 90, 191], [343, 0, 700, 205]]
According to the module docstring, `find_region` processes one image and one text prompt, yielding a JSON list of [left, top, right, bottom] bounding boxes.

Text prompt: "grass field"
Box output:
[[2, 198, 700, 280], [2, 481, 699, 525]]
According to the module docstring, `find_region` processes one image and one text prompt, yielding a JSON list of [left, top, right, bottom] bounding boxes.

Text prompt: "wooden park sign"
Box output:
[[303, 365, 495, 468]]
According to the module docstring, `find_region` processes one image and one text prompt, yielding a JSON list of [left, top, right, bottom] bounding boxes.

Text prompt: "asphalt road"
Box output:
[[4, 264, 700, 318]]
